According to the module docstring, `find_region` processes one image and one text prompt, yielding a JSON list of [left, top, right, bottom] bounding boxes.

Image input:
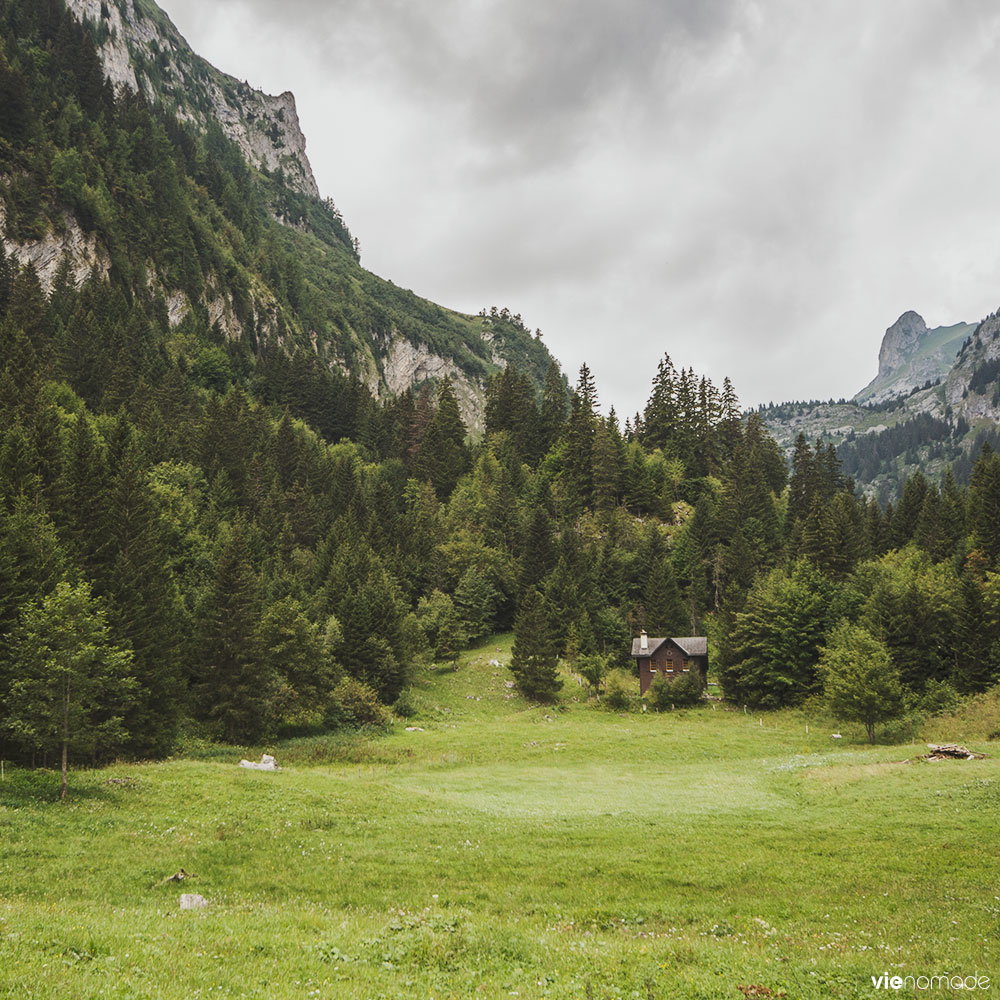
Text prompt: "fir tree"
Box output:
[[198, 521, 270, 743], [510, 589, 562, 702]]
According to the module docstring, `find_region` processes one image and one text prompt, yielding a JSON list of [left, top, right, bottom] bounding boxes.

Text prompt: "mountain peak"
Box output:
[[854, 310, 973, 406], [879, 311, 928, 379], [66, 0, 319, 197]]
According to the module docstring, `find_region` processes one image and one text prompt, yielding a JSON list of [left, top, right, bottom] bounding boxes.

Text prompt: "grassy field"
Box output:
[[1, 638, 998, 999]]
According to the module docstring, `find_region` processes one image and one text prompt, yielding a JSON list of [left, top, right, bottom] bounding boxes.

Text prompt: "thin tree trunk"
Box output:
[[62, 674, 69, 800]]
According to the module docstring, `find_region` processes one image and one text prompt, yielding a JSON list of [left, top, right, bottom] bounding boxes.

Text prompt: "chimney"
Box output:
[[639, 630, 648, 652]]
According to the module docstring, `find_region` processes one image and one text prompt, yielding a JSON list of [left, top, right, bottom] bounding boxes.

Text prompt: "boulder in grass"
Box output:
[[239, 754, 278, 770], [179, 894, 208, 910]]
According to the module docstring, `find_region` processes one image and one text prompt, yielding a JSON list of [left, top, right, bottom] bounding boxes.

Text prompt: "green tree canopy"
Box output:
[[510, 589, 562, 702], [3, 579, 136, 798], [820, 621, 905, 743]]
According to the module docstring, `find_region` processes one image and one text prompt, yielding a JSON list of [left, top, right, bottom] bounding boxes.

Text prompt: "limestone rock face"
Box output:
[[380, 339, 485, 433], [878, 311, 928, 379], [0, 203, 109, 294], [855, 312, 972, 406], [64, 0, 319, 197]]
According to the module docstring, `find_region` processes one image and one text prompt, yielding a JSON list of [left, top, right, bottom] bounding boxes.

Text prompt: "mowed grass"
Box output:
[[1, 639, 998, 999]]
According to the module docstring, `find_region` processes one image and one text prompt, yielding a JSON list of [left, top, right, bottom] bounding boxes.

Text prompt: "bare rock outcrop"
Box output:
[[380, 339, 485, 432], [65, 0, 319, 197], [0, 202, 109, 294]]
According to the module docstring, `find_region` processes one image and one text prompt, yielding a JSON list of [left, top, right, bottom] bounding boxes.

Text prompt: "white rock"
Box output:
[[239, 754, 278, 770], [179, 894, 208, 910]]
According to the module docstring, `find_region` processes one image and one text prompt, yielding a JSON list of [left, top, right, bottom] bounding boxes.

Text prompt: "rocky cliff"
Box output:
[[65, 0, 319, 197], [22, 0, 556, 432], [855, 311, 973, 405]]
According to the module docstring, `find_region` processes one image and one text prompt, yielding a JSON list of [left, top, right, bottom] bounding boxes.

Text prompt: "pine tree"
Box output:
[[800, 495, 836, 573], [893, 471, 929, 548], [788, 433, 817, 524], [414, 377, 469, 498], [592, 418, 624, 511], [198, 521, 270, 742], [510, 589, 562, 702], [538, 360, 568, 455], [968, 444, 1000, 567], [519, 502, 555, 594], [101, 438, 186, 756], [257, 596, 338, 731], [564, 368, 598, 511]]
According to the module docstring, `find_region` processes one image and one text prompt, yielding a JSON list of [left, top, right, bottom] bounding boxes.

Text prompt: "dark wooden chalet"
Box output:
[[630, 631, 708, 695]]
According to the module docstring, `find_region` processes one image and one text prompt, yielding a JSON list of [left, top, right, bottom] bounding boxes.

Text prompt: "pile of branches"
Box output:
[[922, 744, 986, 761]]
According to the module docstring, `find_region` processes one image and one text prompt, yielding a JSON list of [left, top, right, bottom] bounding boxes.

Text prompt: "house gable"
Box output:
[[631, 634, 708, 695]]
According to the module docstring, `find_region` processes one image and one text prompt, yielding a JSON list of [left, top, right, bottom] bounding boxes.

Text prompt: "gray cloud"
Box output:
[[163, 0, 1000, 415]]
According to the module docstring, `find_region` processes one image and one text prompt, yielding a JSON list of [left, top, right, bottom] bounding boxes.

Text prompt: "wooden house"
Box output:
[[630, 631, 708, 695]]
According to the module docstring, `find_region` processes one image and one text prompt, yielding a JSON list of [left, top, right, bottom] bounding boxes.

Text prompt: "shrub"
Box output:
[[324, 678, 390, 729], [917, 679, 961, 715], [393, 688, 418, 719], [603, 670, 635, 711], [649, 671, 704, 710], [577, 653, 607, 694]]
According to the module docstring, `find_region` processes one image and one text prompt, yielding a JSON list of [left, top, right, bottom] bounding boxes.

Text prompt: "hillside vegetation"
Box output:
[[3, 0, 1000, 778]]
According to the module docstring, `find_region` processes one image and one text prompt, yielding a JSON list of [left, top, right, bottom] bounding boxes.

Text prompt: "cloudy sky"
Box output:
[[161, 0, 1000, 417]]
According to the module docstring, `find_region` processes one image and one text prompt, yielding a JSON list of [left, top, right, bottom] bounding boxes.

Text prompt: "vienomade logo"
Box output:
[[871, 972, 991, 991]]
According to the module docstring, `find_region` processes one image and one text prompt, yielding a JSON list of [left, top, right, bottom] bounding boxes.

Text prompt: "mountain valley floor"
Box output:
[[1, 636, 997, 999]]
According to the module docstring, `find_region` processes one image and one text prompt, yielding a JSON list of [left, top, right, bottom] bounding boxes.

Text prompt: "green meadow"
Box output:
[[1, 638, 998, 999]]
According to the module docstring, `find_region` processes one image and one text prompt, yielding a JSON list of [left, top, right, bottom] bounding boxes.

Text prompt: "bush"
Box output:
[[324, 678, 390, 729], [649, 671, 704, 710], [603, 670, 635, 711], [917, 679, 961, 715], [393, 688, 418, 719], [577, 653, 607, 694]]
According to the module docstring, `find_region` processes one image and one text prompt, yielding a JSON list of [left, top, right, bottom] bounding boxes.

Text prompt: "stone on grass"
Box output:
[[239, 753, 278, 770], [179, 893, 208, 910]]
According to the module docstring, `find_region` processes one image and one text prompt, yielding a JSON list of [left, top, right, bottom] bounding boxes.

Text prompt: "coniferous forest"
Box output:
[[3, 0, 1000, 777]]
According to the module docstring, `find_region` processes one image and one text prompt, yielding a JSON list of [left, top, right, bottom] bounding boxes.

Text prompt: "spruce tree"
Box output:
[[969, 444, 1000, 567], [538, 360, 568, 454], [414, 377, 469, 498], [198, 521, 270, 743], [510, 589, 562, 702]]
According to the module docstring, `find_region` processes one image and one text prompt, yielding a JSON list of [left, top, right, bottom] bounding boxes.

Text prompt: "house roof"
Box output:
[[630, 636, 708, 658]]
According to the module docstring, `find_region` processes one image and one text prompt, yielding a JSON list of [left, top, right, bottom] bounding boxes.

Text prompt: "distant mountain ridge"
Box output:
[[760, 307, 1000, 500]]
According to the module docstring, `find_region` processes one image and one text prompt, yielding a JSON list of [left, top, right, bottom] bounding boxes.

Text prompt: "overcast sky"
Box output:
[[161, 0, 1000, 416]]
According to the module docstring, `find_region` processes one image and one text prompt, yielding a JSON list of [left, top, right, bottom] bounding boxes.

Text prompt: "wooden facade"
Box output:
[[631, 633, 708, 695]]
